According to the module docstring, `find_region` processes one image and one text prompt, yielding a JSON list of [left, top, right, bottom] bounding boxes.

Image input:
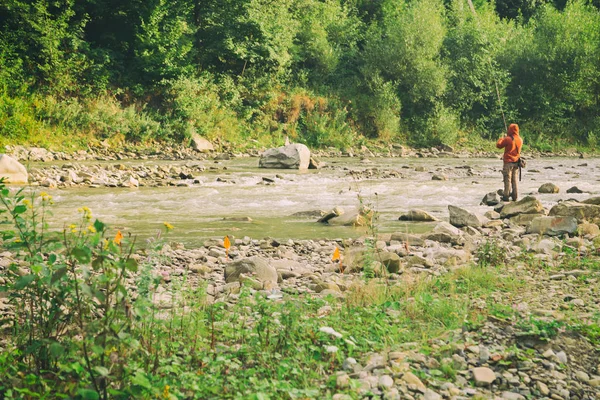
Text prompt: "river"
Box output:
[[34, 156, 600, 246]]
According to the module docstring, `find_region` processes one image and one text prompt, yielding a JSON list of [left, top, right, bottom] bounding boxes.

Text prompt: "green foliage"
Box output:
[[516, 317, 564, 340], [0, 186, 517, 397], [1, 0, 600, 149], [475, 238, 506, 268]]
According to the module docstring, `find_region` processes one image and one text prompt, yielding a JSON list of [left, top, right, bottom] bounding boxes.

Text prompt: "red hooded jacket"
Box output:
[[496, 124, 522, 163]]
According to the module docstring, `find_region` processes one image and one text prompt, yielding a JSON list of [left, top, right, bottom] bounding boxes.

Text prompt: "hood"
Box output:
[[508, 123, 519, 137]]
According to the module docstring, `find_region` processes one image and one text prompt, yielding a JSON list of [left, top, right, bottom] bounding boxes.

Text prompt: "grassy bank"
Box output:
[[2, 182, 600, 398], [1, 91, 598, 156]]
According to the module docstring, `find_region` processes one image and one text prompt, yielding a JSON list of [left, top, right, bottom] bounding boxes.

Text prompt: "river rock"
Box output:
[[224, 257, 278, 284], [538, 183, 559, 193], [190, 135, 214, 152], [399, 209, 438, 222], [259, 144, 311, 169], [549, 201, 600, 223], [526, 216, 578, 236], [376, 251, 402, 273], [327, 206, 373, 227], [566, 186, 584, 193], [309, 156, 322, 169], [472, 367, 496, 385], [449, 205, 485, 228], [582, 196, 600, 205], [509, 213, 540, 226], [0, 154, 28, 184], [578, 222, 600, 237], [500, 196, 544, 218], [482, 192, 501, 206]]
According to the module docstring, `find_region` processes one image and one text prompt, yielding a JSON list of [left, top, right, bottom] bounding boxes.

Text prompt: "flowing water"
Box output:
[[30, 157, 600, 246]]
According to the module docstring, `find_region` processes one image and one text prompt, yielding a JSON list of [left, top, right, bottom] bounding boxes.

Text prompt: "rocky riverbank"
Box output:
[[4, 194, 599, 398]]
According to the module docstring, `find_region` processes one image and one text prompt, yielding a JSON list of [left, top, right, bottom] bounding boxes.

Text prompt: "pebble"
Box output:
[[473, 367, 496, 385]]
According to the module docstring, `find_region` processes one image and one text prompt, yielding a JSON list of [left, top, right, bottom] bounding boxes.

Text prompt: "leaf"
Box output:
[[93, 219, 105, 233], [77, 389, 100, 400], [131, 371, 152, 389], [49, 342, 65, 357], [14, 275, 35, 290], [124, 258, 138, 272], [71, 247, 91, 264], [48, 253, 57, 264], [13, 205, 27, 215], [51, 267, 68, 284], [92, 256, 104, 270], [94, 366, 110, 377]]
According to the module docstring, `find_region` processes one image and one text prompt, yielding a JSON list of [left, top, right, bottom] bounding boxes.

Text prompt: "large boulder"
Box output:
[[538, 183, 559, 194], [500, 196, 545, 218], [224, 257, 278, 284], [398, 209, 438, 222], [549, 201, 600, 223], [582, 196, 600, 205], [526, 216, 578, 236], [0, 154, 28, 184], [448, 205, 486, 228], [259, 144, 311, 169], [190, 135, 214, 152]]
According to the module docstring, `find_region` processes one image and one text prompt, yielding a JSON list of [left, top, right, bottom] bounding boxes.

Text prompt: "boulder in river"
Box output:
[[0, 154, 28, 184], [582, 196, 600, 205], [224, 256, 278, 284], [566, 186, 585, 194], [448, 205, 486, 228], [259, 144, 311, 169], [399, 209, 438, 222], [481, 191, 501, 206], [526, 216, 578, 236], [500, 196, 545, 218], [190, 135, 214, 152], [326, 206, 373, 227], [549, 201, 600, 223], [538, 183, 560, 194]]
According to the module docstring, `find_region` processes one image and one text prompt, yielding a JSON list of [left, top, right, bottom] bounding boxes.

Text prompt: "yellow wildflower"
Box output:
[[40, 192, 52, 202], [23, 199, 33, 209], [163, 222, 174, 231], [87, 225, 96, 233], [163, 385, 170, 399], [78, 206, 92, 220]]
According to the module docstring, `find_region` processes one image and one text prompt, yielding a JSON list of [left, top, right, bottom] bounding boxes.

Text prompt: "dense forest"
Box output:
[[1, 0, 599, 150]]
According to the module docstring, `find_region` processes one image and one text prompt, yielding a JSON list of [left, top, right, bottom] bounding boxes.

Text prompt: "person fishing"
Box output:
[[496, 123, 523, 201]]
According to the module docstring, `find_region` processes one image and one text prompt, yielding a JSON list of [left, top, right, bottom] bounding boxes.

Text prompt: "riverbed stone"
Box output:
[[526, 216, 578, 236], [327, 206, 373, 227], [224, 257, 278, 284], [472, 367, 496, 385], [482, 191, 501, 206], [190, 135, 214, 152], [259, 143, 311, 169], [577, 222, 600, 237], [376, 251, 402, 273], [582, 196, 600, 205], [500, 196, 545, 218], [549, 201, 600, 223], [449, 205, 485, 228], [399, 209, 438, 222], [538, 183, 560, 193], [0, 154, 28, 184]]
